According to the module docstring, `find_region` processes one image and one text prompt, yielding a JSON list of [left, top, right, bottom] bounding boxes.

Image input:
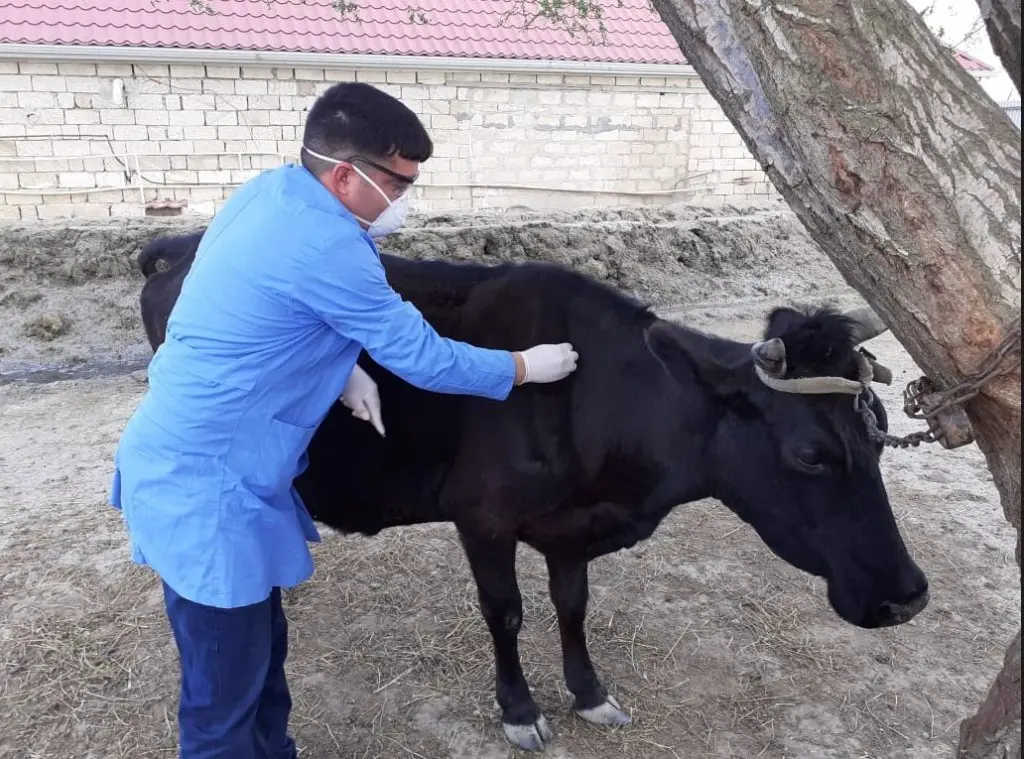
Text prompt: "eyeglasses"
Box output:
[[344, 156, 419, 187]]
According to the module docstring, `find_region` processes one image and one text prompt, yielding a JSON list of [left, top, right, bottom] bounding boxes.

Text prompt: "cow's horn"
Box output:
[[751, 337, 787, 377], [845, 306, 889, 344]]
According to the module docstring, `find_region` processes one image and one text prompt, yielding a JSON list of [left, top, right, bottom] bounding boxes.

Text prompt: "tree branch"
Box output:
[[976, 0, 1022, 95], [646, 0, 1021, 753]]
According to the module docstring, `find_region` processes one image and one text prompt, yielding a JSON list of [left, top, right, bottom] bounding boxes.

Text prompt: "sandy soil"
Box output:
[[0, 206, 1018, 759]]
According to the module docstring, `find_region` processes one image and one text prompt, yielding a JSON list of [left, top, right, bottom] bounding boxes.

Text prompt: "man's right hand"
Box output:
[[514, 343, 579, 384]]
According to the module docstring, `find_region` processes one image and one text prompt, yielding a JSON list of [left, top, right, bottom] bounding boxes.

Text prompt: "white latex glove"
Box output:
[[516, 343, 579, 384], [340, 364, 386, 437]]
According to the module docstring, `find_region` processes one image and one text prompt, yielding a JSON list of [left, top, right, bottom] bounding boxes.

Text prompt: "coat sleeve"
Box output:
[[292, 232, 517, 401]]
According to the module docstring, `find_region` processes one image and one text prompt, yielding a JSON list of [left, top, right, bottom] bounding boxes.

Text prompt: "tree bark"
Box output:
[[975, 0, 1022, 95], [647, 0, 1021, 756]]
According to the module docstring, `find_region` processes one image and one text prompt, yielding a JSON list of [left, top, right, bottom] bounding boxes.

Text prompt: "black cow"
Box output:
[[135, 231, 929, 751]]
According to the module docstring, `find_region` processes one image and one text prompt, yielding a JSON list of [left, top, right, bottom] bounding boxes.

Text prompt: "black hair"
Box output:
[[300, 81, 433, 173]]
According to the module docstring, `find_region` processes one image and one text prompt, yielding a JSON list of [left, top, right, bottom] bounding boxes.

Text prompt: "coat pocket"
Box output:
[[227, 415, 317, 499]]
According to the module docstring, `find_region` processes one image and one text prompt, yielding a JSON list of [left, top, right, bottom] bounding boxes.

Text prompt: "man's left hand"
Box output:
[[340, 364, 385, 437]]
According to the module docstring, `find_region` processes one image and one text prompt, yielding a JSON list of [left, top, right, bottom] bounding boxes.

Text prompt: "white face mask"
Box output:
[[302, 145, 410, 239]]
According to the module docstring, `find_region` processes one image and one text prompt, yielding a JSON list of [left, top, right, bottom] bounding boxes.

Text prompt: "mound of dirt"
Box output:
[[0, 203, 853, 375]]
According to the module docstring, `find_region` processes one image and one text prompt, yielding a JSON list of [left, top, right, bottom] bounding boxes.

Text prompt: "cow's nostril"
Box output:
[[874, 586, 930, 627]]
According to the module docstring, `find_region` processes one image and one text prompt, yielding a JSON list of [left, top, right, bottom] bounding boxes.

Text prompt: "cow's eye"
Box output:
[[794, 447, 826, 473]]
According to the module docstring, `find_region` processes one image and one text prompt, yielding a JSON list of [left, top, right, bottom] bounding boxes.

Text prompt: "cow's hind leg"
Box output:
[[458, 530, 553, 752], [546, 557, 631, 728]]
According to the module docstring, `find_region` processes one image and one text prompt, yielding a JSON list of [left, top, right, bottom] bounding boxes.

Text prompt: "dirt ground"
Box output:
[[0, 206, 1019, 759]]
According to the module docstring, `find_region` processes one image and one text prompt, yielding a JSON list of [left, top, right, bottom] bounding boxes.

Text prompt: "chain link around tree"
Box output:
[[858, 313, 1022, 450]]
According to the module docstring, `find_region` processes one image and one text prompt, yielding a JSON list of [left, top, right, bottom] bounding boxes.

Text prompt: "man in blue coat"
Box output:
[[109, 81, 578, 758]]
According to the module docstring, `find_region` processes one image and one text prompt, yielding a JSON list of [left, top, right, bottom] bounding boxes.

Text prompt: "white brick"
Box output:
[[268, 110, 300, 125], [294, 68, 325, 81], [51, 140, 94, 157], [240, 111, 270, 126], [136, 109, 170, 125], [170, 110, 206, 126], [171, 78, 204, 92], [236, 79, 268, 95], [205, 110, 238, 126], [56, 62, 96, 76], [0, 62, 18, 74], [203, 79, 235, 94], [247, 95, 281, 110], [187, 155, 220, 170], [241, 66, 275, 79], [0, 74, 31, 90], [0, 203, 23, 219], [108, 203, 146, 217], [206, 65, 241, 79], [19, 173, 58, 189], [26, 109, 65, 125], [354, 70, 386, 83], [170, 64, 207, 79], [186, 132, 221, 146], [77, 124, 114, 137], [5, 192, 43, 205], [20, 61, 59, 75], [268, 79, 299, 95], [127, 93, 166, 110], [386, 70, 416, 84], [182, 94, 216, 110], [416, 71, 446, 85], [430, 114, 459, 130], [18, 91, 57, 108], [198, 169, 234, 184], [100, 109, 136, 125], [31, 75, 68, 91], [96, 64, 134, 76], [216, 95, 248, 110], [218, 125, 252, 140], [112, 124, 150, 141], [59, 172, 97, 188]]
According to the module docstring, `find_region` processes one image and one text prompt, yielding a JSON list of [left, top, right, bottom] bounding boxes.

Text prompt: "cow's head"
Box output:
[[643, 306, 929, 629]]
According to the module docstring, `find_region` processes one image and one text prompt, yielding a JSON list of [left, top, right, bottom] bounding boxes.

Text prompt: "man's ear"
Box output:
[[643, 318, 749, 394]]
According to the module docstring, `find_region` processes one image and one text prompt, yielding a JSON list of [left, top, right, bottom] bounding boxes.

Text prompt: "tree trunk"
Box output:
[[647, 0, 1021, 756], [975, 0, 1022, 95]]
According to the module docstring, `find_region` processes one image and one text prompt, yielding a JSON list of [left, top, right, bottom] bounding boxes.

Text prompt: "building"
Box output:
[[1, 3, 1012, 220], [0, 0, 783, 220], [1002, 100, 1021, 129]]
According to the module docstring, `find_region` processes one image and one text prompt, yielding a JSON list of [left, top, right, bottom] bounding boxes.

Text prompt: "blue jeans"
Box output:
[[162, 581, 298, 759]]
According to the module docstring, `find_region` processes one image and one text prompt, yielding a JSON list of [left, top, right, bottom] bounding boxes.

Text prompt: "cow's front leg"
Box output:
[[458, 530, 553, 752], [545, 557, 631, 728]]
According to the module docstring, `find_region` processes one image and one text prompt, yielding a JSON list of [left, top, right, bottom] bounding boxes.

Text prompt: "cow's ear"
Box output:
[[643, 318, 748, 394]]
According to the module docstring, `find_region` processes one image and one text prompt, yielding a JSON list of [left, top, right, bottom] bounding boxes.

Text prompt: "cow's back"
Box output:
[[298, 253, 652, 536]]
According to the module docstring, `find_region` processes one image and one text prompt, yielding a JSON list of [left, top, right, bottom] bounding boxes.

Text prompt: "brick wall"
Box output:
[[0, 57, 780, 220]]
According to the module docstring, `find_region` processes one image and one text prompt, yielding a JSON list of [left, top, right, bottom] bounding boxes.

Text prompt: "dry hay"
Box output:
[[0, 310, 1018, 759]]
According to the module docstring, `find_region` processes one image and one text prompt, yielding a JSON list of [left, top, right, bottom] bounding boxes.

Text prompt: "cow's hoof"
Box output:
[[575, 695, 631, 727], [501, 715, 554, 751]]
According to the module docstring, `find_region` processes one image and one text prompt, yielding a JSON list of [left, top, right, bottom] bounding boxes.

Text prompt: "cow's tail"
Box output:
[[137, 238, 172, 279], [137, 230, 203, 278]]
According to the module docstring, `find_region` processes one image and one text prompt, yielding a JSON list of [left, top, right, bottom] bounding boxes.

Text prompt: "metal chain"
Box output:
[[858, 314, 1021, 450], [856, 392, 939, 448], [903, 313, 1022, 421]]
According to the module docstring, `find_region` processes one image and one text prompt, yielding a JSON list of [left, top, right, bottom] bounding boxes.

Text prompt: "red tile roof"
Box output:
[[952, 48, 995, 73], [0, 1, 998, 74], [0, 0, 689, 65]]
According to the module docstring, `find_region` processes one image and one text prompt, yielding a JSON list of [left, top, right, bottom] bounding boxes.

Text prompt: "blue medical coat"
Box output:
[[109, 164, 517, 608]]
